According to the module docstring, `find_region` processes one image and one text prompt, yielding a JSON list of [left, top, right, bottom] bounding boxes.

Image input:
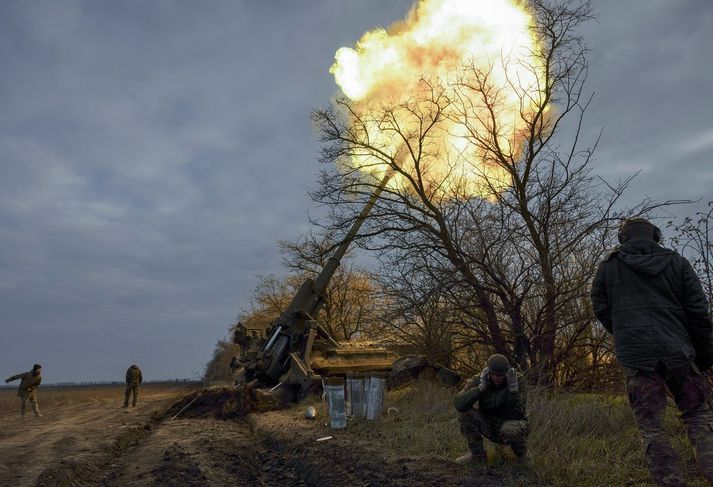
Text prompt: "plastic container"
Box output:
[[346, 373, 366, 419], [324, 377, 347, 429], [365, 374, 386, 420]]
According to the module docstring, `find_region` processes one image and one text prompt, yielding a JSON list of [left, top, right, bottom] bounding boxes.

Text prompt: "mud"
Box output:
[[162, 387, 256, 420], [151, 444, 208, 486], [1, 384, 520, 486]]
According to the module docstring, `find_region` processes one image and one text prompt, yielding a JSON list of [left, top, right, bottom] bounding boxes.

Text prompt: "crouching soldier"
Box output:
[[5, 363, 43, 418], [454, 354, 528, 465], [124, 364, 143, 408]]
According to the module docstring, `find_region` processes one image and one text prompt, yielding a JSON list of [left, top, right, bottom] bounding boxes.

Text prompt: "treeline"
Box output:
[[206, 201, 711, 390]]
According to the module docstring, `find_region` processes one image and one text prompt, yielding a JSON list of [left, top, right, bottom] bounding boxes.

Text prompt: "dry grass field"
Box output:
[[377, 382, 710, 486], [0, 379, 709, 486], [0, 382, 194, 415], [0, 382, 198, 486]]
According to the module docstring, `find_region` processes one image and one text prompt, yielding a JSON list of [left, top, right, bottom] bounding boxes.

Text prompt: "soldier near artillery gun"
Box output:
[[453, 354, 528, 465], [5, 363, 43, 418], [124, 364, 143, 408], [591, 217, 713, 486]]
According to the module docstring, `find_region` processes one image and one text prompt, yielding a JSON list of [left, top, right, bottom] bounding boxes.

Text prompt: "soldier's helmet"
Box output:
[[32, 363, 42, 371], [487, 354, 510, 374], [618, 217, 661, 244]]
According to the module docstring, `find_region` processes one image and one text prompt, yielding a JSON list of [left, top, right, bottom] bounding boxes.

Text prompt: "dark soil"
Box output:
[[18, 386, 523, 486], [161, 387, 256, 420], [151, 443, 209, 487]]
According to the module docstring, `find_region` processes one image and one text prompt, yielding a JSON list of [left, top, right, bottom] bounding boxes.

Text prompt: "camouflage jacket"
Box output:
[[125, 366, 143, 385], [6, 371, 42, 397], [453, 372, 527, 423], [591, 240, 713, 371]]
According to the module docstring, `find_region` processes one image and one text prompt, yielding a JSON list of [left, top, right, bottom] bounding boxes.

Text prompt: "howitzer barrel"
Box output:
[[312, 172, 391, 297], [245, 172, 392, 386]]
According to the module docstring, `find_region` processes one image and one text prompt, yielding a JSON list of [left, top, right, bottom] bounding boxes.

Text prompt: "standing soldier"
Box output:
[[124, 364, 143, 408], [5, 363, 44, 418], [591, 217, 713, 486], [453, 354, 528, 465]]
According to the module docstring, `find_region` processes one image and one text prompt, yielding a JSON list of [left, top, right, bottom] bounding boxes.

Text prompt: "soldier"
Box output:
[[591, 217, 713, 486], [124, 364, 143, 408], [5, 363, 44, 418], [453, 354, 528, 465]]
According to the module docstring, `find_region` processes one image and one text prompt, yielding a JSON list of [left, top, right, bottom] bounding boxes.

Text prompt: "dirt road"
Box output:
[[0, 384, 517, 486]]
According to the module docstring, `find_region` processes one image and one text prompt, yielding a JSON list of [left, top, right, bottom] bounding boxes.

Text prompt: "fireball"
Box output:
[[330, 0, 546, 199]]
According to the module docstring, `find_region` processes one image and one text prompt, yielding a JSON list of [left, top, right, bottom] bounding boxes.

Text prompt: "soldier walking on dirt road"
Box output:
[[124, 364, 143, 408], [591, 217, 713, 487], [453, 354, 528, 466], [5, 363, 43, 418]]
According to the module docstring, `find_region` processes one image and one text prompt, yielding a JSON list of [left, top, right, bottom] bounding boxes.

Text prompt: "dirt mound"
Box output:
[[163, 387, 257, 420], [34, 458, 103, 487]]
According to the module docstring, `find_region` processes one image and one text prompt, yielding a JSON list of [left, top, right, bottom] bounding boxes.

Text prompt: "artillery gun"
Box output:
[[232, 175, 398, 400]]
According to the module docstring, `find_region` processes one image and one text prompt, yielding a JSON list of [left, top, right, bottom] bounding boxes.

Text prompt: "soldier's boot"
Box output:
[[455, 449, 487, 466], [510, 441, 527, 461], [455, 437, 487, 466], [30, 398, 42, 417], [458, 411, 489, 466]]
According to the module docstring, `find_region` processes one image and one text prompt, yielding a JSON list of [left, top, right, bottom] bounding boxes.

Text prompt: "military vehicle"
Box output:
[[231, 175, 398, 400]]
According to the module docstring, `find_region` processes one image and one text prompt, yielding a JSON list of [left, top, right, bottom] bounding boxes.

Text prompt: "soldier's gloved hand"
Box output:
[[478, 367, 490, 391], [506, 368, 518, 392], [4, 378, 10, 384]]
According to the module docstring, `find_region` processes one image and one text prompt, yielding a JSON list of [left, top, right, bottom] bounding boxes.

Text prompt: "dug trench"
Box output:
[[29, 386, 512, 486]]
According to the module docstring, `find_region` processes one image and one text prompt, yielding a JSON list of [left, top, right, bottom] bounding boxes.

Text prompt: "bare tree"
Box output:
[[235, 232, 382, 341], [310, 0, 672, 384], [668, 201, 713, 305], [203, 340, 241, 385]]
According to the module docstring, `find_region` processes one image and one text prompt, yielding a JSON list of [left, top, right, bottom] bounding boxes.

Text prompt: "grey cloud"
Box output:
[[581, 0, 713, 206], [0, 0, 710, 382]]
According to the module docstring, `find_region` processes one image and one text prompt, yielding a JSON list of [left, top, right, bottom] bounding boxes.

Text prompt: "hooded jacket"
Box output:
[[591, 240, 713, 371]]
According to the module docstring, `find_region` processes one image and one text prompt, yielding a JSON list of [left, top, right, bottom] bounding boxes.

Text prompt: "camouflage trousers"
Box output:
[[458, 409, 529, 459], [124, 384, 139, 407], [19, 391, 40, 417], [625, 363, 713, 487]]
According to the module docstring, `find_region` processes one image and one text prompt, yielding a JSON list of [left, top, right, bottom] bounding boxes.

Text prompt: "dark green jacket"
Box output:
[[591, 240, 713, 371], [453, 373, 527, 423], [6, 371, 42, 398], [126, 365, 143, 386]]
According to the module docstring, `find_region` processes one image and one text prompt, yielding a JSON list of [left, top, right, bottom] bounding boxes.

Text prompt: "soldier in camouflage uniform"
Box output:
[[453, 354, 528, 465], [5, 363, 43, 418], [124, 364, 143, 408], [592, 218, 713, 487]]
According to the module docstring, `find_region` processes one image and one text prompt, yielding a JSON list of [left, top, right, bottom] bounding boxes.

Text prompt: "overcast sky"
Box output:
[[1, 0, 711, 383]]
